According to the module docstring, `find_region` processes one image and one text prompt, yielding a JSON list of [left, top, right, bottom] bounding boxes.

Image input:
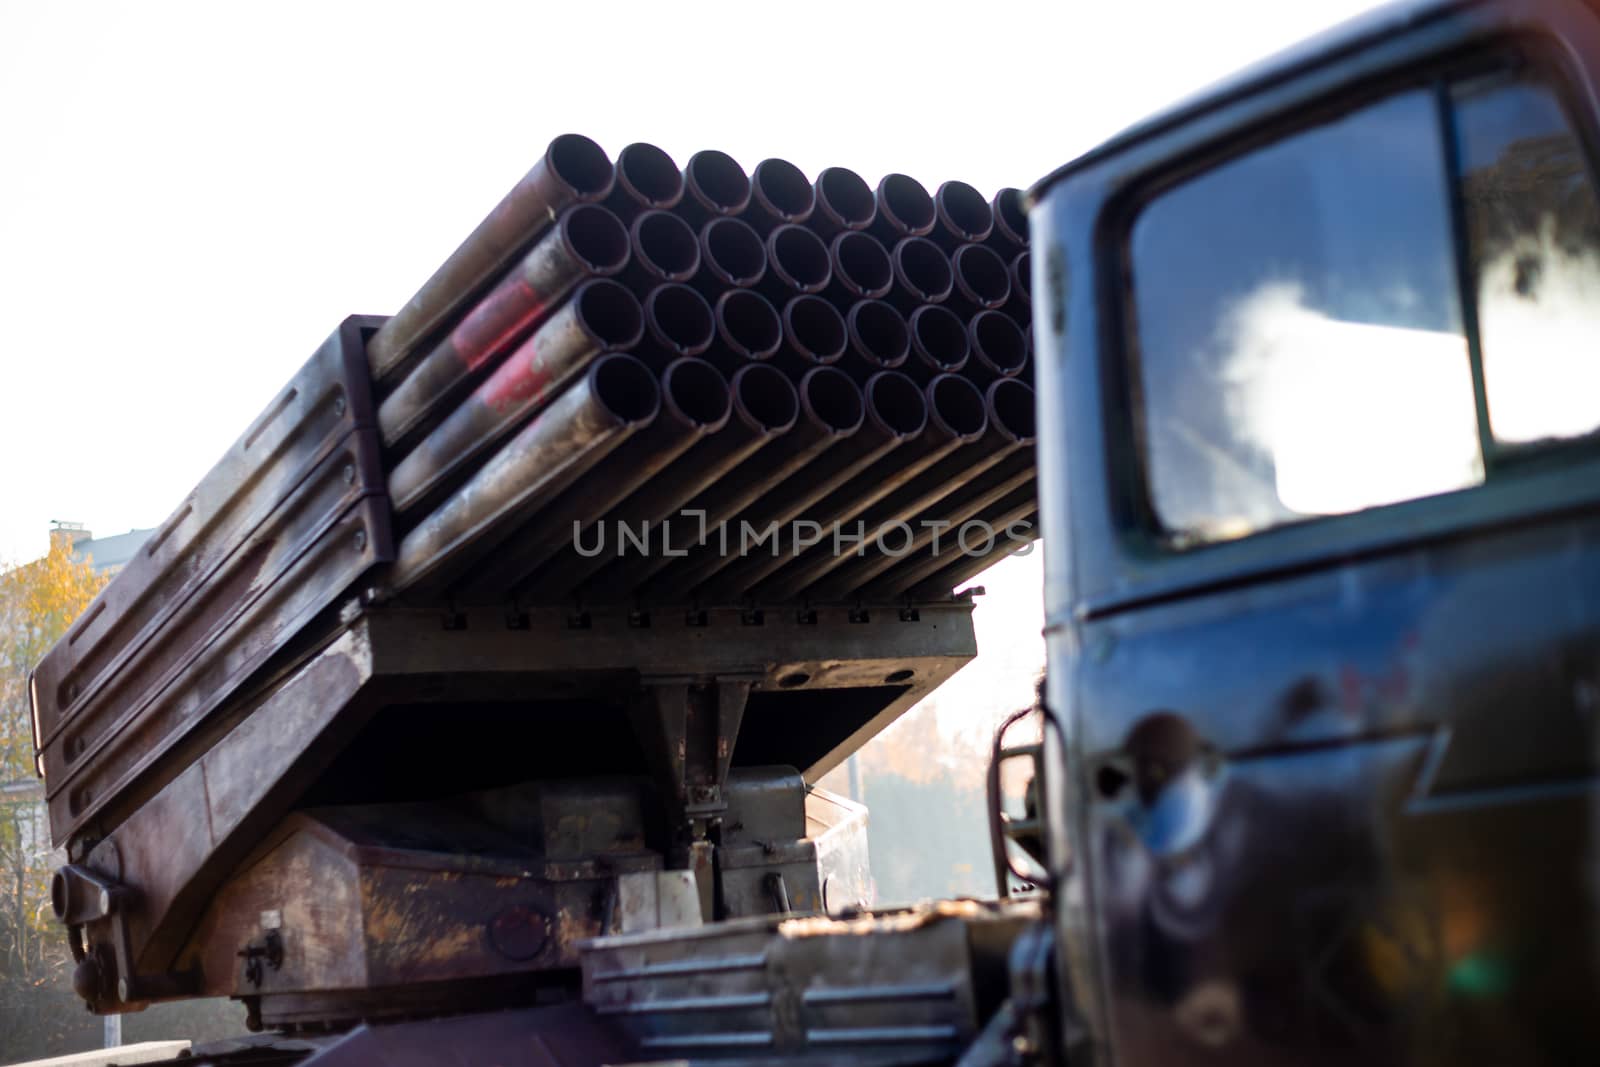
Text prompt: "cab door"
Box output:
[[1037, 16, 1600, 1067]]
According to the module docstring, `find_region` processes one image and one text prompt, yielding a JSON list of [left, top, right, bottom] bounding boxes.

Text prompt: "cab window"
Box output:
[[1127, 58, 1600, 548]]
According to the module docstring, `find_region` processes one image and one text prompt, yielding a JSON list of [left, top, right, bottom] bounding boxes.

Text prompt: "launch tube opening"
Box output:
[[866, 372, 927, 437], [702, 218, 766, 287], [686, 149, 751, 215], [732, 364, 800, 432], [616, 143, 682, 208], [848, 300, 909, 367], [566, 205, 631, 274], [768, 226, 831, 293], [993, 187, 1027, 245], [576, 280, 645, 351], [936, 181, 994, 243], [928, 374, 987, 439], [817, 167, 875, 229], [971, 311, 1028, 375], [633, 212, 700, 281], [953, 244, 1010, 308], [894, 238, 953, 304], [987, 378, 1036, 442], [645, 285, 715, 356], [784, 296, 847, 364], [878, 173, 935, 234], [593, 354, 661, 423], [833, 232, 893, 298], [801, 367, 865, 434], [1010, 251, 1032, 303], [548, 133, 615, 199], [662, 359, 731, 427], [753, 158, 815, 222], [716, 290, 782, 359], [912, 305, 969, 370]]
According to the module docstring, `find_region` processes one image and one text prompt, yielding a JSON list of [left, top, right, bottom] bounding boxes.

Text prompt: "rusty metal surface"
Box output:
[[366, 133, 614, 384], [389, 353, 659, 595], [376, 204, 630, 451], [450, 357, 731, 600], [386, 279, 643, 517], [32, 316, 391, 850]]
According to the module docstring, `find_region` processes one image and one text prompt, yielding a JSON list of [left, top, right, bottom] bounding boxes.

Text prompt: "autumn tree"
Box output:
[[0, 537, 106, 1050]]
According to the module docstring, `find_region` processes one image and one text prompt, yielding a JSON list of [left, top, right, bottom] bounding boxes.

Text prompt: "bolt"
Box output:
[[342, 463, 355, 485], [353, 529, 367, 552]]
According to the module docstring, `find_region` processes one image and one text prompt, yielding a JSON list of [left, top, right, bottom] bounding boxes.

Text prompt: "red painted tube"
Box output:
[[679, 149, 751, 225], [389, 353, 660, 595], [747, 158, 815, 232], [966, 310, 1029, 384], [760, 224, 832, 300], [905, 305, 970, 379], [368, 133, 614, 384], [604, 142, 684, 220], [842, 300, 910, 374], [810, 166, 876, 237], [749, 373, 988, 602], [688, 370, 926, 601], [377, 203, 630, 451], [827, 231, 893, 302], [931, 180, 994, 250], [387, 279, 643, 516], [696, 217, 767, 293], [633, 284, 715, 368], [780, 295, 848, 367], [948, 243, 1011, 316], [621, 210, 701, 293], [637, 366, 865, 601], [888, 237, 953, 312], [870, 173, 935, 243], [989, 187, 1028, 253], [449, 357, 732, 600]]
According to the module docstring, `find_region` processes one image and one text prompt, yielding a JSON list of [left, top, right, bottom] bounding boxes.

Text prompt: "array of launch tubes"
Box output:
[[369, 134, 1038, 607]]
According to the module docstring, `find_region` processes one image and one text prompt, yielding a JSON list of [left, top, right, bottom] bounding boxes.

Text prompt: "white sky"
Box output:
[[0, 0, 1382, 564]]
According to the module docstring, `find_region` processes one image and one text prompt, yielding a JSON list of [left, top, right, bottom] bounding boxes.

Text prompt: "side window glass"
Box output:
[[1455, 71, 1600, 445], [1129, 90, 1483, 547]]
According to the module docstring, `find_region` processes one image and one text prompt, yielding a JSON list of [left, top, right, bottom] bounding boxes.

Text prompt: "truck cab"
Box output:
[[1030, 0, 1600, 1061]]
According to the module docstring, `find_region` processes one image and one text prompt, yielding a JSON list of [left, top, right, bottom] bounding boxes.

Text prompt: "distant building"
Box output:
[[49, 521, 154, 575]]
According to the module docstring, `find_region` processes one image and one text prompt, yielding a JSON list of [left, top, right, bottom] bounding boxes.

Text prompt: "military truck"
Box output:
[[26, 0, 1600, 1062]]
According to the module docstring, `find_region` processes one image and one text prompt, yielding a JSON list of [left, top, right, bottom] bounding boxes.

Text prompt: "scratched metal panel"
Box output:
[[32, 316, 392, 848]]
